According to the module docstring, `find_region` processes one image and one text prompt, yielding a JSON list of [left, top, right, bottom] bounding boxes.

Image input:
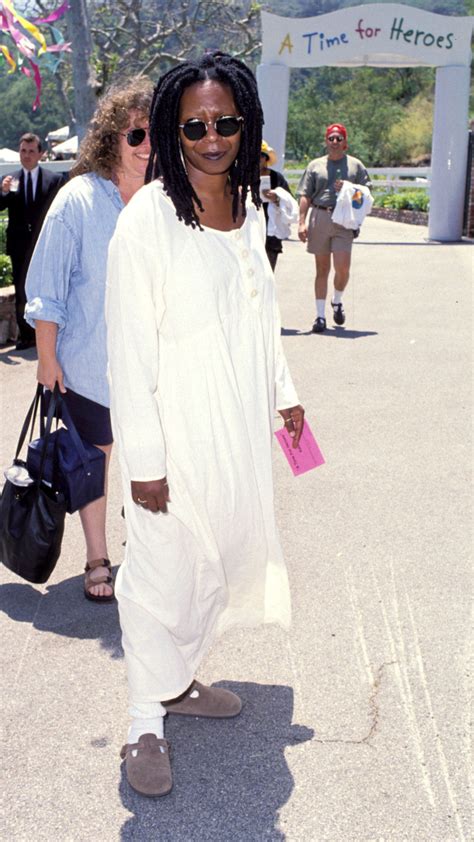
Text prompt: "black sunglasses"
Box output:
[[178, 116, 243, 141], [120, 128, 148, 147], [327, 135, 345, 143]]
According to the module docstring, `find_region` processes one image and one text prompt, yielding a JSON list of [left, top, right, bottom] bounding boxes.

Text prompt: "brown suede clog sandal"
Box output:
[[84, 558, 115, 603], [164, 680, 242, 718], [120, 734, 173, 797]]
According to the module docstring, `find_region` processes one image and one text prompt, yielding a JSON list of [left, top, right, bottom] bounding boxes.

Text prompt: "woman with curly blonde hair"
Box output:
[[25, 76, 153, 602]]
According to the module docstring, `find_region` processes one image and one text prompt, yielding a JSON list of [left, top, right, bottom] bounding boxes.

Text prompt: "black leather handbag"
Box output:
[[0, 386, 66, 584], [27, 388, 105, 514]]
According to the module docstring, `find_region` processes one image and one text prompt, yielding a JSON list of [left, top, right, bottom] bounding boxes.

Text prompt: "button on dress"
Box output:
[[106, 182, 299, 702]]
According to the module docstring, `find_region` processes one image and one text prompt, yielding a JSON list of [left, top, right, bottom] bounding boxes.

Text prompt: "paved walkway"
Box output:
[[0, 217, 472, 842]]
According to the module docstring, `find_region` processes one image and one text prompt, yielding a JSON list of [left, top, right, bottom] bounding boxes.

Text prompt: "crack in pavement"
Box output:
[[313, 661, 397, 748]]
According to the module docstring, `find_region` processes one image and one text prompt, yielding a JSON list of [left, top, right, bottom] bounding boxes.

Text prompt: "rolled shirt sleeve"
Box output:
[[25, 211, 79, 329]]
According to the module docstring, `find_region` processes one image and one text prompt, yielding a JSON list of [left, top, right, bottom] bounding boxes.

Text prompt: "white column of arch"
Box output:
[[428, 64, 471, 242], [256, 63, 291, 170]]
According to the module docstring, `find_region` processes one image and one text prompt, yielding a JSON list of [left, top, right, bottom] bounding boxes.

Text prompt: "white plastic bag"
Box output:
[[332, 181, 373, 230]]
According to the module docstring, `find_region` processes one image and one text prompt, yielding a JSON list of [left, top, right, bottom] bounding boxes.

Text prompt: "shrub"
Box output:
[[386, 94, 433, 165], [0, 254, 13, 288], [374, 189, 429, 213]]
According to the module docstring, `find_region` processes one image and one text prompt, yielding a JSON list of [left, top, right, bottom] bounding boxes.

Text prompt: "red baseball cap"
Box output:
[[326, 123, 347, 140]]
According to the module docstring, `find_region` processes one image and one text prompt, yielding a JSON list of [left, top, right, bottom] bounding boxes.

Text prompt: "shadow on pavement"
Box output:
[[0, 575, 123, 659], [357, 240, 473, 246], [0, 345, 37, 364], [282, 326, 378, 339], [119, 681, 314, 842]]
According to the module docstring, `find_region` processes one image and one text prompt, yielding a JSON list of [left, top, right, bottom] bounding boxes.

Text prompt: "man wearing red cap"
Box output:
[[297, 124, 371, 333]]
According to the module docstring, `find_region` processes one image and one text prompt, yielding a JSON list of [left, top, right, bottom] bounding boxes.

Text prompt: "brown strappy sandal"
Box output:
[[84, 558, 115, 603]]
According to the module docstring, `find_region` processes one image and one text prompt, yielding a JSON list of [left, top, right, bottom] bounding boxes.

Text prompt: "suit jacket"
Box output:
[[0, 167, 66, 260]]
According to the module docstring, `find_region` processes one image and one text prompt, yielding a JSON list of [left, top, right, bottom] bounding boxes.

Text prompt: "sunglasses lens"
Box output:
[[215, 117, 242, 137], [328, 135, 343, 142], [127, 129, 146, 147], [181, 117, 242, 140], [182, 121, 207, 141]]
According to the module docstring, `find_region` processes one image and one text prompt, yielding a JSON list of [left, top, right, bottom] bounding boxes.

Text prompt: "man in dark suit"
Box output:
[[0, 133, 65, 350]]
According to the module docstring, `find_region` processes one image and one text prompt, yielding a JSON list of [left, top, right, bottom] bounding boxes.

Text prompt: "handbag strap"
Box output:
[[39, 392, 60, 438], [50, 386, 93, 473], [15, 383, 43, 460], [15, 384, 60, 486], [36, 390, 61, 484]]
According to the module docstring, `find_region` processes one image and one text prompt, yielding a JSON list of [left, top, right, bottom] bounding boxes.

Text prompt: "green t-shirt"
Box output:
[[297, 155, 371, 208]]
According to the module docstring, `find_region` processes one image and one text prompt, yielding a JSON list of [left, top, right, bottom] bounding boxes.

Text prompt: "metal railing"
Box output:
[[0, 161, 431, 187], [285, 166, 431, 192]]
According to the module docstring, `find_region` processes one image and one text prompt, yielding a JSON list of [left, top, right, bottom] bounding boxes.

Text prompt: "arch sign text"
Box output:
[[261, 4, 473, 68]]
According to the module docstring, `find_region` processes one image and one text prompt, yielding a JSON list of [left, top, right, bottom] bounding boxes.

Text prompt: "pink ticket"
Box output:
[[274, 420, 325, 476]]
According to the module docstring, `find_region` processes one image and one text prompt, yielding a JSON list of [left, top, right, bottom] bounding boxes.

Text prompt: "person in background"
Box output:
[[260, 140, 294, 271], [0, 133, 64, 350], [25, 77, 153, 602], [297, 124, 371, 333], [106, 51, 304, 798]]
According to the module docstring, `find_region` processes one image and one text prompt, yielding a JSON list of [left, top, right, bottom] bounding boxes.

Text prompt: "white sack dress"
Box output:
[[106, 181, 299, 702]]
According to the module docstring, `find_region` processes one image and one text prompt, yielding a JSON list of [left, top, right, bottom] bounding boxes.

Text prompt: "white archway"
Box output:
[[257, 3, 473, 241]]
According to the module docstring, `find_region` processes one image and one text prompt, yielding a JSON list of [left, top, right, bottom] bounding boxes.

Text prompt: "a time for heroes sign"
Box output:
[[261, 4, 473, 69]]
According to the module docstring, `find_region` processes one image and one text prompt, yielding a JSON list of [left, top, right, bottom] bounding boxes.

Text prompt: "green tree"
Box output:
[[9, 0, 261, 130], [387, 93, 434, 163], [0, 73, 71, 149], [286, 66, 435, 164]]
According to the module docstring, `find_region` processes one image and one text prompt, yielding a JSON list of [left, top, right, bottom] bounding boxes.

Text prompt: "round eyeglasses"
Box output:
[[120, 128, 148, 147], [179, 116, 243, 141], [327, 135, 345, 143]]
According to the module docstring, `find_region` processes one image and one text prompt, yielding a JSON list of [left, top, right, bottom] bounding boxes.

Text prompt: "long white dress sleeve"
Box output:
[[106, 226, 167, 479], [106, 182, 298, 703]]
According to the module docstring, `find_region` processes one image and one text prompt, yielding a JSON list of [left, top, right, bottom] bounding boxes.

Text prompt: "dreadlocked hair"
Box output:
[[146, 51, 263, 229]]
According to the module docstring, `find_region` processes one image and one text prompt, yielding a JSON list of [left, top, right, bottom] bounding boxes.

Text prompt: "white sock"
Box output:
[[128, 701, 167, 746], [128, 717, 164, 746], [332, 290, 344, 305], [316, 298, 326, 319]]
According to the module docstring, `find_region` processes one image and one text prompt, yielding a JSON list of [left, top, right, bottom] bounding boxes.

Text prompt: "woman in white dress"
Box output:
[[106, 51, 304, 797]]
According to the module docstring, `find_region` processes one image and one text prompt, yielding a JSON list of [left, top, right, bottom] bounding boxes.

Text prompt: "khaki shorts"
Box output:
[[306, 206, 354, 255]]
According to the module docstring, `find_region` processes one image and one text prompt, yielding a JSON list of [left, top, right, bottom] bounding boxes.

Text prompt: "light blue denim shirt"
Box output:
[[25, 173, 125, 407]]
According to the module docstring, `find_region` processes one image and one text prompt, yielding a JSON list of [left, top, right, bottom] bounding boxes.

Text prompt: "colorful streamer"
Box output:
[[3, 0, 47, 54], [33, 2, 70, 26], [0, 0, 70, 109], [0, 42, 15, 72]]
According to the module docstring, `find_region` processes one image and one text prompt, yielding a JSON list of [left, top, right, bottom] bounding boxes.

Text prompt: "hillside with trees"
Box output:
[[1, 0, 472, 164]]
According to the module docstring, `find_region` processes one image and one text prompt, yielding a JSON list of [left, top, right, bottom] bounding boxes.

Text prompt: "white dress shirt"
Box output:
[[22, 165, 40, 200]]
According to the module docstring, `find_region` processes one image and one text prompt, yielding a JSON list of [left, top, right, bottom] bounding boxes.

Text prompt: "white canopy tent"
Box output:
[[51, 135, 78, 156], [257, 3, 474, 241], [0, 148, 20, 163], [46, 125, 70, 143]]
